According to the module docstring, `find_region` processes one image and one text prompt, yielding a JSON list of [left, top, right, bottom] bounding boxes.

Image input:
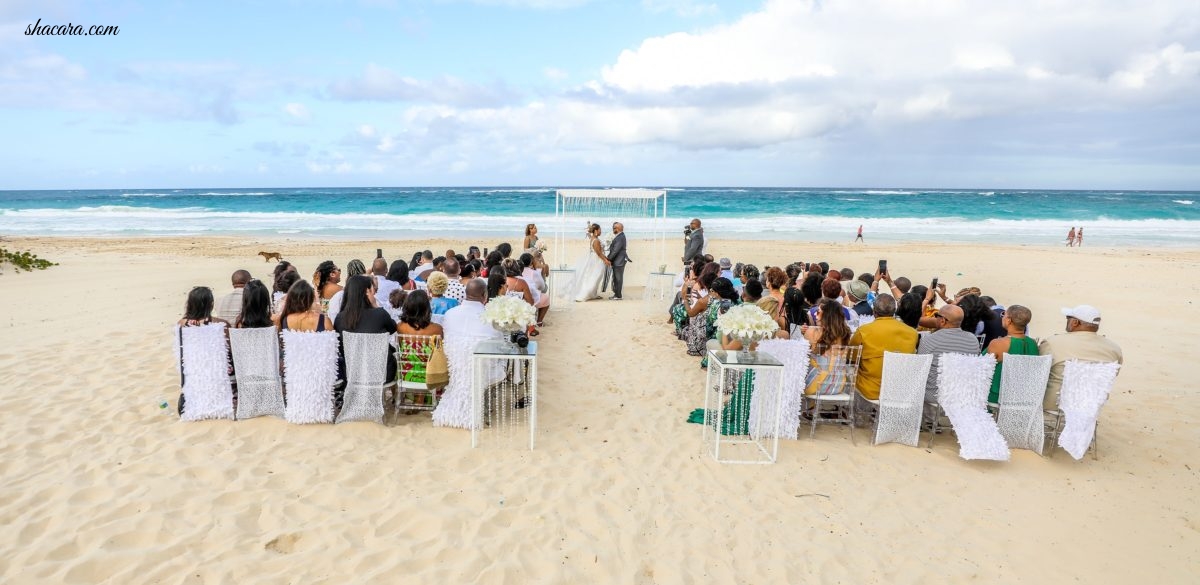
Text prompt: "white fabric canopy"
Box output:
[[553, 188, 668, 269]]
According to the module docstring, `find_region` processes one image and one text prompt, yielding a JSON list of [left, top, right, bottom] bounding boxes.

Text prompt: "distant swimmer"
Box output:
[[854, 225, 864, 244], [1066, 227, 1076, 247]]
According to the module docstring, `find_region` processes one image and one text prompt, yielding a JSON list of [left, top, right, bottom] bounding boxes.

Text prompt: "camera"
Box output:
[[510, 331, 529, 349], [684, 225, 693, 237]]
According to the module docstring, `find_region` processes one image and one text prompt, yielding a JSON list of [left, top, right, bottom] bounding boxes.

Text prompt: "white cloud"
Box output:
[[328, 63, 520, 106], [543, 67, 568, 81], [642, 0, 717, 18], [283, 102, 311, 122]]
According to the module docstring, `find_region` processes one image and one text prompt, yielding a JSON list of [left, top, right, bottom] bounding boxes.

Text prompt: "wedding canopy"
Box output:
[[553, 188, 668, 269]]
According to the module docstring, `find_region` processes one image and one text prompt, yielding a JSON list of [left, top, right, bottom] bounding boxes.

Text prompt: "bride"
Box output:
[[568, 223, 611, 302]]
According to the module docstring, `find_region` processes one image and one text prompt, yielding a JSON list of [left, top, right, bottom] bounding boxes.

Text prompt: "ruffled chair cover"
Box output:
[[174, 324, 234, 422], [432, 335, 494, 429], [996, 354, 1052, 454], [228, 327, 285, 420], [873, 352, 933, 446], [1057, 360, 1121, 460], [752, 339, 810, 440], [936, 353, 1009, 461], [336, 332, 390, 424], [280, 330, 339, 424]]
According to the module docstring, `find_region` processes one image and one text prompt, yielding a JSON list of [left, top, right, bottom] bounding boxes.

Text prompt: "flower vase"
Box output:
[[492, 324, 523, 351], [733, 332, 765, 360]]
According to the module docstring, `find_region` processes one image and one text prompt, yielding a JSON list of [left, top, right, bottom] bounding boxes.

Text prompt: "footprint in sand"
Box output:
[[264, 532, 301, 554]]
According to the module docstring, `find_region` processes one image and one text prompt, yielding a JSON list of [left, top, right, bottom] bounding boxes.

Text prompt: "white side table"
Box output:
[[643, 271, 677, 315], [702, 349, 786, 464], [549, 268, 575, 311], [472, 340, 538, 450]]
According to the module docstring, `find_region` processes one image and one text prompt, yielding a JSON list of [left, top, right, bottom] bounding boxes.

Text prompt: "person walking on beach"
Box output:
[[1066, 227, 1076, 247], [854, 225, 864, 243], [1076, 227, 1084, 247]]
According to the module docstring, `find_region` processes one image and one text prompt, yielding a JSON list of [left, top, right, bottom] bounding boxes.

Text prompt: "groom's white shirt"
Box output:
[[441, 300, 501, 341]]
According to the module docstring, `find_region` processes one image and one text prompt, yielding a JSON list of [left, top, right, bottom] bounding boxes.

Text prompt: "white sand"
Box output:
[[1, 236, 1197, 584]]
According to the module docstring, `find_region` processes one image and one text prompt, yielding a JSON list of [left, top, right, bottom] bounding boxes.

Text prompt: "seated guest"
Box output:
[[432, 256, 446, 272], [385, 259, 414, 292], [762, 267, 788, 323], [179, 286, 229, 328], [442, 280, 501, 340], [235, 279, 274, 329], [425, 271, 460, 315], [482, 251, 504, 277], [959, 294, 1006, 347], [334, 275, 398, 381], [467, 246, 481, 261], [386, 288, 406, 322], [272, 260, 295, 283], [520, 253, 550, 326], [984, 304, 1037, 404], [873, 271, 912, 299], [783, 263, 809, 330], [741, 279, 764, 304], [276, 280, 333, 332], [272, 270, 301, 315], [496, 242, 513, 259], [313, 260, 343, 313], [809, 279, 855, 324], [215, 269, 251, 322], [373, 258, 400, 308], [799, 273, 823, 320], [731, 262, 745, 292], [754, 295, 789, 335], [846, 280, 872, 317], [486, 268, 508, 300], [345, 259, 367, 278], [980, 295, 1006, 320], [896, 291, 924, 329], [410, 250, 435, 281], [803, 299, 854, 395], [741, 264, 760, 286], [1038, 305, 1123, 409], [718, 258, 734, 281], [704, 277, 741, 341], [679, 270, 719, 355], [849, 294, 917, 400], [917, 305, 982, 403], [839, 267, 855, 282], [442, 258, 467, 303], [397, 290, 444, 339], [502, 258, 535, 305], [460, 260, 480, 282]]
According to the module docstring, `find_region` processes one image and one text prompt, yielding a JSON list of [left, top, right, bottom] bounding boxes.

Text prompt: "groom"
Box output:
[[607, 222, 630, 300]]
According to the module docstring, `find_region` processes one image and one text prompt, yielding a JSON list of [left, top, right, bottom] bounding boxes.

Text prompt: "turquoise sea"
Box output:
[[1, 187, 1198, 246]]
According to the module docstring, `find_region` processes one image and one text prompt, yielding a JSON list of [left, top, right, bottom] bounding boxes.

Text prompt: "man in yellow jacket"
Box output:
[[850, 294, 919, 400]]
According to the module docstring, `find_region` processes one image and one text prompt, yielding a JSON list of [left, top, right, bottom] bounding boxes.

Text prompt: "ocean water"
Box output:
[[1, 187, 1198, 246]]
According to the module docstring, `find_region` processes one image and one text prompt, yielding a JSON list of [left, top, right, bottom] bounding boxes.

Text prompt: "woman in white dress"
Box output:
[[569, 223, 611, 302]]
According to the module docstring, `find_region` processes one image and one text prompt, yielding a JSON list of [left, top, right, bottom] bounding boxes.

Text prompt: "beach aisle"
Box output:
[[0, 237, 1196, 584]]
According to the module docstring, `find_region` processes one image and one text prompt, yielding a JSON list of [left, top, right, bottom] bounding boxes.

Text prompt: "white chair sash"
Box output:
[[228, 327, 284, 420], [937, 353, 1008, 461], [175, 324, 234, 422], [281, 330, 339, 424], [752, 338, 810, 440], [337, 332, 390, 424], [1057, 360, 1120, 460]]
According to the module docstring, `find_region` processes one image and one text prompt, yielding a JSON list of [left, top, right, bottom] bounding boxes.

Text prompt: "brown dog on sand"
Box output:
[[258, 251, 283, 263]]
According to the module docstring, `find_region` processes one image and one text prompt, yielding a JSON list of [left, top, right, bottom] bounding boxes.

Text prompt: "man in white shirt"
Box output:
[[441, 280, 502, 341], [214, 269, 250, 322], [372, 258, 400, 308], [1039, 304, 1123, 409], [410, 250, 434, 282]]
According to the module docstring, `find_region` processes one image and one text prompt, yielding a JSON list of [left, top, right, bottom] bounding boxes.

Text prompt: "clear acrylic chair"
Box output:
[[801, 344, 862, 444]]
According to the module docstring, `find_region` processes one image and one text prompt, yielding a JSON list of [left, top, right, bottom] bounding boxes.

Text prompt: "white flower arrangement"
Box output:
[[535, 241, 548, 254], [481, 295, 537, 332], [715, 304, 779, 341]]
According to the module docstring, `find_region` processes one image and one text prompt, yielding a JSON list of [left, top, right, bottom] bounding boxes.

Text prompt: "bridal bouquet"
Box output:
[[715, 304, 779, 349], [481, 295, 537, 333]]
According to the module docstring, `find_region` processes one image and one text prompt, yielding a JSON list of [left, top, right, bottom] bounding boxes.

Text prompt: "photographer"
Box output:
[[682, 218, 704, 265]]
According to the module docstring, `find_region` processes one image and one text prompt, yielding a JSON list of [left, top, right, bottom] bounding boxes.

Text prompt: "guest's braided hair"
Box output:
[[313, 260, 338, 299]]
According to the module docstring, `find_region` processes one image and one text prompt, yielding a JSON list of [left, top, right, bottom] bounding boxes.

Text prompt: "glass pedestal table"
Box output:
[[549, 268, 575, 311], [702, 349, 786, 464], [472, 339, 538, 450], [642, 271, 677, 315]]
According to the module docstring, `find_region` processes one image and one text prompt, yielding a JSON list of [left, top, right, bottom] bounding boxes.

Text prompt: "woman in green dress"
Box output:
[[983, 304, 1038, 403]]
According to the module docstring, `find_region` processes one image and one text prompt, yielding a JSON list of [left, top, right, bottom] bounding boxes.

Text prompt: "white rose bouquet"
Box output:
[[481, 295, 537, 334], [715, 304, 779, 351]]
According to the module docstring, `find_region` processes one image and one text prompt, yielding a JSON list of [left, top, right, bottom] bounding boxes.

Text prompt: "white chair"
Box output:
[[228, 327, 285, 420], [336, 332, 394, 424], [752, 338, 810, 440], [432, 335, 492, 429], [174, 324, 235, 421], [280, 330, 340, 424], [994, 354, 1052, 454], [1047, 360, 1121, 460], [800, 345, 862, 444], [858, 352, 932, 447], [975, 333, 987, 352], [935, 353, 1009, 461], [395, 334, 449, 413]]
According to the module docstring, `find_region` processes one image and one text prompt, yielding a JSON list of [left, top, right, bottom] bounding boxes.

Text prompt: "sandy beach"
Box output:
[[1, 235, 1197, 584]]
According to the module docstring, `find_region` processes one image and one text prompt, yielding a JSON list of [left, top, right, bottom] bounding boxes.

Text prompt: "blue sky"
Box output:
[[2, 0, 1199, 190]]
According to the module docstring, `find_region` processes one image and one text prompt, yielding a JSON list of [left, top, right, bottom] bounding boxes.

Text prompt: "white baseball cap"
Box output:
[[1061, 304, 1101, 324]]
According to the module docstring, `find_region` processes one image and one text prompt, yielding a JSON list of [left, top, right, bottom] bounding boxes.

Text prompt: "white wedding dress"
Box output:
[[568, 235, 607, 302]]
